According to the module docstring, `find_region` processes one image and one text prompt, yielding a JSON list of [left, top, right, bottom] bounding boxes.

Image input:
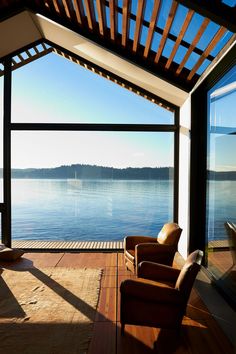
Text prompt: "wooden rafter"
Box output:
[[154, 0, 178, 64], [175, 0, 236, 33], [52, 0, 60, 14], [73, 0, 86, 25], [17, 53, 24, 61], [1, 45, 54, 77], [165, 8, 194, 69], [61, 0, 71, 19], [83, 0, 96, 31], [122, 0, 131, 47], [143, 0, 162, 58], [187, 26, 227, 81], [176, 17, 210, 75], [109, 0, 117, 41], [33, 46, 40, 54], [96, 0, 107, 36], [25, 49, 32, 57], [133, 0, 146, 53]]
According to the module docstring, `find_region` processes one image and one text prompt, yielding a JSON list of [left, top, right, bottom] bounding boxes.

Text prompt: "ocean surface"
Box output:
[[10, 179, 236, 242], [12, 179, 173, 241]]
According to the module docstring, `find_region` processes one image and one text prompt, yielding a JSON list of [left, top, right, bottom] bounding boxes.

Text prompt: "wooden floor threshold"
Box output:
[[12, 240, 124, 251]]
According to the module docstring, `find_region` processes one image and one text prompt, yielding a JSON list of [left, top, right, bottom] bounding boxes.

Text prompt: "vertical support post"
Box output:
[[174, 107, 179, 223], [2, 58, 12, 247]]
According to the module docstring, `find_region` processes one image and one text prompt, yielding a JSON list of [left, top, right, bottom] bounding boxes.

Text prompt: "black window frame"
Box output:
[[1, 42, 180, 248]]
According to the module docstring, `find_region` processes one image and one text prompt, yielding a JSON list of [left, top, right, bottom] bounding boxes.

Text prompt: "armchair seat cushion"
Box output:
[[124, 223, 182, 273]]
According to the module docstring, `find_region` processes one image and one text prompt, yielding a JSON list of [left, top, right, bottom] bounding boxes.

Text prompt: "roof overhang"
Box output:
[[0, 10, 188, 107]]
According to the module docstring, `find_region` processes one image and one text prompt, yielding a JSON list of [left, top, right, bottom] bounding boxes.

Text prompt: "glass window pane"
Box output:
[[11, 131, 174, 242], [207, 64, 236, 305], [0, 74, 3, 202], [11, 52, 174, 124]]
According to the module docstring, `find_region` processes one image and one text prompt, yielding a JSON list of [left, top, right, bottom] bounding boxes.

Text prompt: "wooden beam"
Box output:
[[104, 0, 214, 61], [96, 0, 107, 36], [176, 17, 210, 75], [143, 0, 162, 58], [52, 0, 60, 14], [122, 0, 131, 47], [73, 0, 86, 25], [175, 0, 236, 33], [61, 0, 71, 19], [109, 0, 117, 41], [187, 26, 227, 80], [154, 0, 178, 64], [84, 0, 96, 31], [165, 8, 194, 69], [11, 48, 53, 72], [133, 0, 146, 53]]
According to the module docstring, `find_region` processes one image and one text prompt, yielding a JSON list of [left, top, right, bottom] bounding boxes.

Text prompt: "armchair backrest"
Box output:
[[157, 222, 182, 246], [225, 222, 236, 265], [175, 250, 203, 301]]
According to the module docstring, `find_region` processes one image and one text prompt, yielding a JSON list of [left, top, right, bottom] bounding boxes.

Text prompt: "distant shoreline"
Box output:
[[0, 164, 235, 180]]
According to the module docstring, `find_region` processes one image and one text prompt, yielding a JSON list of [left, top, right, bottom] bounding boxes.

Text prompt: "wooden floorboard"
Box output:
[[0, 251, 234, 354]]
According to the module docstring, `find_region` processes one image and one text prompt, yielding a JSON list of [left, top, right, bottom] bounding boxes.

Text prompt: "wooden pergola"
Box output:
[[0, 0, 235, 95]]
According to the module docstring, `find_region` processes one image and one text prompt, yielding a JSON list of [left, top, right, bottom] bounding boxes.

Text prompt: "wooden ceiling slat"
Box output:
[[187, 26, 227, 81], [25, 49, 32, 57], [17, 53, 24, 61], [175, 0, 236, 33], [52, 0, 60, 13], [61, 0, 72, 19], [84, 0, 96, 31], [176, 17, 210, 75], [96, 0, 107, 36], [10, 47, 53, 74], [154, 0, 178, 64], [165, 8, 194, 69], [133, 0, 146, 53], [122, 0, 131, 47], [73, 0, 86, 25], [143, 0, 162, 58], [109, 0, 117, 41], [41, 42, 48, 51], [33, 46, 40, 54]]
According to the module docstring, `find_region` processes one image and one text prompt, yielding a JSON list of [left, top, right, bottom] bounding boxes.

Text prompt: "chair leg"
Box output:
[[121, 323, 125, 335]]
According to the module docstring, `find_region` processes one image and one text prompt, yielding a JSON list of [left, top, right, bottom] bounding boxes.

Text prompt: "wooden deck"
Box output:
[[0, 251, 234, 353], [12, 240, 124, 251]]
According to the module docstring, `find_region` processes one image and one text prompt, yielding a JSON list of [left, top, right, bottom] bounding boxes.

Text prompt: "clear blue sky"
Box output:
[[4, 52, 174, 169]]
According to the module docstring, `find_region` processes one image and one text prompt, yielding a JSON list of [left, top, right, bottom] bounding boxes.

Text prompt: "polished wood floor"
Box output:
[[0, 251, 234, 354]]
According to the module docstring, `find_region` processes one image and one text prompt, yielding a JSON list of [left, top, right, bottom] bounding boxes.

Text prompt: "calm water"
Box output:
[[12, 179, 173, 241], [207, 180, 236, 241], [10, 179, 236, 242]]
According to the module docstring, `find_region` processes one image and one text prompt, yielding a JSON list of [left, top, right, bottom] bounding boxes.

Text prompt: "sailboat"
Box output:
[[67, 171, 81, 187]]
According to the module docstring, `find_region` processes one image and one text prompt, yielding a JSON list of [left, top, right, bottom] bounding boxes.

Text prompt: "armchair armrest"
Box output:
[[120, 279, 182, 304], [124, 236, 156, 250], [137, 261, 180, 282]]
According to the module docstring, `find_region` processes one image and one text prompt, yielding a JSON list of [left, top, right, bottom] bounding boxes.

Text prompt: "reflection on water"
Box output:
[[12, 179, 173, 241]]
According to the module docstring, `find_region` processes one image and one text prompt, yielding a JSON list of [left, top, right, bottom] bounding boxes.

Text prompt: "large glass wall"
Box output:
[[10, 52, 176, 243], [0, 73, 3, 202], [207, 64, 236, 305]]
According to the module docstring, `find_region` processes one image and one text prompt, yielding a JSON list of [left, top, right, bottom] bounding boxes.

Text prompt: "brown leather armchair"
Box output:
[[124, 222, 182, 273], [120, 249, 203, 333], [225, 222, 236, 267]]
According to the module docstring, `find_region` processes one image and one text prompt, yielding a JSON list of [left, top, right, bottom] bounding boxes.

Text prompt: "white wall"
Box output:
[[178, 96, 191, 259]]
